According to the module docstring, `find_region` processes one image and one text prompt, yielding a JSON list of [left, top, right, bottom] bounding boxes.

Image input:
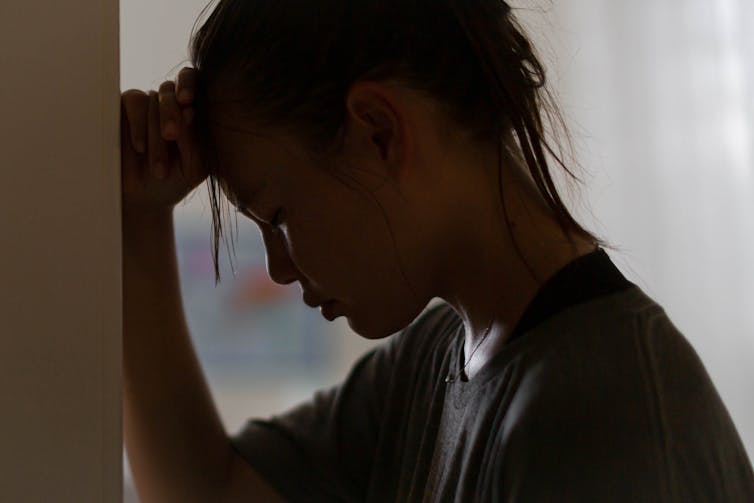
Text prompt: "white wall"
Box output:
[[0, 0, 122, 501]]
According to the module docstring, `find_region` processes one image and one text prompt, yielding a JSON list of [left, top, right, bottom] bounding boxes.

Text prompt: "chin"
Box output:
[[345, 317, 389, 340], [347, 303, 424, 340]]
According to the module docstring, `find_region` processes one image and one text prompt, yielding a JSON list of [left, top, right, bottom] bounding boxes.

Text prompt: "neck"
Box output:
[[437, 155, 597, 380]]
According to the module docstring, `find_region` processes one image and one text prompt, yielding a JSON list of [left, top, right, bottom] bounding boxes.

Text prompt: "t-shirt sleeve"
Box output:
[[228, 325, 408, 503]]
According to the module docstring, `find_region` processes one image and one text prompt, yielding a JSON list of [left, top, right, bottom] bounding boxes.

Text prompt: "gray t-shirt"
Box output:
[[230, 287, 754, 502]]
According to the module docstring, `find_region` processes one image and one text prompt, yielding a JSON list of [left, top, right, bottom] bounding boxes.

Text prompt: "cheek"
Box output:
[[290, 192, 393, 280], [286, 190, 429, 337]]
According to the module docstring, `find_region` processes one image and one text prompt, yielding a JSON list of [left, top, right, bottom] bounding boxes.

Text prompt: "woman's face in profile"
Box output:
[[207, 111, 434, 339]]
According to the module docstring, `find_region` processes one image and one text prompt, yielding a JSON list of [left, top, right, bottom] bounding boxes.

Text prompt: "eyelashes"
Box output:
[[234, 206, 253, 219], [236, 206, 283, 234]]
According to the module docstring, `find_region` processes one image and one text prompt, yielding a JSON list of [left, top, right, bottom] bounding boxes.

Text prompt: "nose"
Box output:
[[261, 231, 298, 285]]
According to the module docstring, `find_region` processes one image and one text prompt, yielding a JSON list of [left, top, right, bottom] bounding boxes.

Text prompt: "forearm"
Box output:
[[122, 208, 232, 502]]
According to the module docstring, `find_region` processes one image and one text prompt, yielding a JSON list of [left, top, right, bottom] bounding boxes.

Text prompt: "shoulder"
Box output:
[[504, 286, 699, 416], [493, 287, 753, 501], [493, 287, 692, 454], [516, 285, 690, 374]]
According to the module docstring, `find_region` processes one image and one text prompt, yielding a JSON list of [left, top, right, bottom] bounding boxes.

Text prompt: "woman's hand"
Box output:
[[120, 67, 208, 214]]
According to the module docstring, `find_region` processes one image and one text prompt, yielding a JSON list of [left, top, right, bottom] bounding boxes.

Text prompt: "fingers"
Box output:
[[174, 111, 201, 181], [148, 90, 170, 179], [158, 81, 182, 142], [175, 66, 197, 106], [123, 75, 196, 182], [121, 89, 148, 154], [120, 99, 145, 186], [176, 67, 197, 128]]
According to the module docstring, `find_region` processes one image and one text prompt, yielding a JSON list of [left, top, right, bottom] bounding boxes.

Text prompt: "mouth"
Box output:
[[303, 293, 330, 309], [320, 300, 338, 321]]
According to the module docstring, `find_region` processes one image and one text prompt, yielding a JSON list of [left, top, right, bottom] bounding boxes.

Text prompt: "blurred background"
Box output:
[[121, 0, 754, 500]]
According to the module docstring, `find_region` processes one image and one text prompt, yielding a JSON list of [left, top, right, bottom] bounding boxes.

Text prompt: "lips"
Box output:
[[303, 293, 330, 308], [320, 300, 338, 321]]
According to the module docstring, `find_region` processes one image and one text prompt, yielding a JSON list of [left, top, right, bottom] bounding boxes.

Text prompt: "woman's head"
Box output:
[[187, 0, 607, 337]]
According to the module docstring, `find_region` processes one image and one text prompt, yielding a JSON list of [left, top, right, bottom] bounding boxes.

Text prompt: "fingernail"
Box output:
[[183, 108, 194, 126], [179, 89, 193, 102]]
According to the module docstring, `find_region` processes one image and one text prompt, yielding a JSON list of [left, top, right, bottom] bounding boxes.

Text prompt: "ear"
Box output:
[[344, 81, 408, 167]]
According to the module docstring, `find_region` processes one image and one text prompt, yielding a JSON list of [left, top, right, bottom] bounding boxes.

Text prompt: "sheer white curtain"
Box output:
[[516, 0, 754, 458]]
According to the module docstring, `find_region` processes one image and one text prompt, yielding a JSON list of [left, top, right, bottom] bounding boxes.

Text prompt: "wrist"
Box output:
[[122, 204, 173, 226], [122, 206, 175, 253]]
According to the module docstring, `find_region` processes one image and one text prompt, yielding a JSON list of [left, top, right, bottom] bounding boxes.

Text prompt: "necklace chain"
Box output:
[[445, 317, 494, 383]]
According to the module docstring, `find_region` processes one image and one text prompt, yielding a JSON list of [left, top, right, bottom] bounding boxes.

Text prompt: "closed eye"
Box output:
[[236, 206, 282, 233], [235, 205, 254, 220]]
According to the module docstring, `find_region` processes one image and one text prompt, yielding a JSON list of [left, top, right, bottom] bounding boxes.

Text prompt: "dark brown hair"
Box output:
[[187, 0, 610, 285]]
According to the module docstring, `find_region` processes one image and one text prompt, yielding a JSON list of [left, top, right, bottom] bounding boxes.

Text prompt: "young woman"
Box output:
[[121, 0, 754, 501]]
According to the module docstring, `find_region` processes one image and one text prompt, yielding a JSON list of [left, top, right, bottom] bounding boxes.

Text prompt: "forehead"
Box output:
[[209, 128, 271, 206], [207, 114, 309, 205]]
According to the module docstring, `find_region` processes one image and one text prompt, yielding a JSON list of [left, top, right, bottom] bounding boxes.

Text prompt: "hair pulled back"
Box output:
[[188, 0, 608, 285]]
